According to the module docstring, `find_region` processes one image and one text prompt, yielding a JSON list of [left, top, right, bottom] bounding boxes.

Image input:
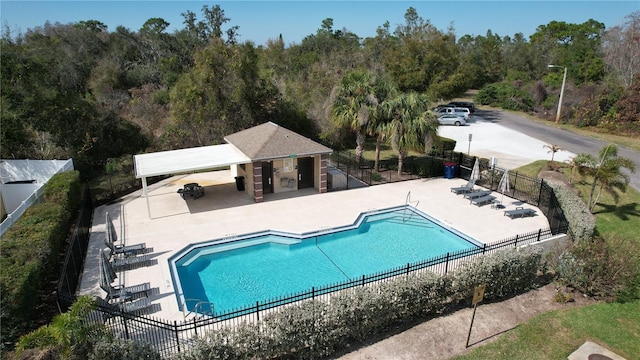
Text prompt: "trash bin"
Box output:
[[443, 162, 456, 179], [234, 176, 245, 191]]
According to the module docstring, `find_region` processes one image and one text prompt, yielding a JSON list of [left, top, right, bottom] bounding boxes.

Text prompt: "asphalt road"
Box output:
[[477, 108, 640, 192]]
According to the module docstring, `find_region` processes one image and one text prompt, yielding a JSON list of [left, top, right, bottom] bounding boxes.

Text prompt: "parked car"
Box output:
[[448, 101, 475, 113], [437, 114, 467, 126], [431, 104, 454, 112], [436, 107, 471, 120]]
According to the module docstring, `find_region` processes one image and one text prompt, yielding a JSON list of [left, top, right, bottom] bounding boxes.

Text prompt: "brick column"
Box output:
[[319, 154, 327, 193], [253, 161, 263, 203]]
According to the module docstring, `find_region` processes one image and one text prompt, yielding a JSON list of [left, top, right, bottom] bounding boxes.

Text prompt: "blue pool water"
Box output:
[[170, 206, 480, 315]]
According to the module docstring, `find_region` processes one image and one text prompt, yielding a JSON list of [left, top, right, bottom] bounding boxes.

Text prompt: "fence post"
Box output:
[[512, 172, 518, 197], [174, 320, 181, 353], [256, 302, 260, 321], [537, 179, 545, 207], [362, 274, 365, 286], [537, 229, 542, 242], [123, 314, 130, 339], [482, 244, 486, 254], [406, 263, 410, 276], [193, 316, 197, 336], [514, 234, 519, 247], [445, 252, 450, 274], [312, 286, 315, 300]]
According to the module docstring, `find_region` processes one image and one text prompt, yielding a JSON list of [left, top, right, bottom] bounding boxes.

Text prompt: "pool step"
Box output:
[[180, 237, 302, 266]]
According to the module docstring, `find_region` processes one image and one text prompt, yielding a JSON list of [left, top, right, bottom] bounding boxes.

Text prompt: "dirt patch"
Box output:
[[336, 284, 598, 360]]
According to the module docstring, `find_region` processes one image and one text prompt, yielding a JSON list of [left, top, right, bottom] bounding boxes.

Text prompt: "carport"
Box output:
[[134, 144, 251, 218]]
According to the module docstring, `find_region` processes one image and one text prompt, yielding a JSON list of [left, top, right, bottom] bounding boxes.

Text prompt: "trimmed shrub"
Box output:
[[89, 337, 161, 360], [547, 182, 595, 241], [452, 248, 542, 301]]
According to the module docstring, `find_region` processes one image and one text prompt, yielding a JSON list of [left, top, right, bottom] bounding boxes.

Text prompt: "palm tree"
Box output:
[[365, 75, 397, 173], [331, 70, 379, 161], [543, 143, 563, 169], [565, 153, 594, 184], [380, 91, 436, 176], [575, 144, 636, 212]]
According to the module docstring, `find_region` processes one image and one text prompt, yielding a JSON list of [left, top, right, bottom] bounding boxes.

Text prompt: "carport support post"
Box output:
[[142, 177, 151, 219]]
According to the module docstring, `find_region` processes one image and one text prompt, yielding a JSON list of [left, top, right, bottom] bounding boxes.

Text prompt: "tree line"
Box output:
[[1, 5, 638, 177]]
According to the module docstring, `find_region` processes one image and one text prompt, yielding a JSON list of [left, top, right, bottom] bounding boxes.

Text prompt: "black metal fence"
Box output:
[[79, 226, 560, 358], [329, 151, 568, 234], [57, 187, 94, 311]]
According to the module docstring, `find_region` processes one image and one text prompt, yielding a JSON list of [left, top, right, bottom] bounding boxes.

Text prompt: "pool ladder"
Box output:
[[183, 298, 215, 320], [404, 191, 420, 223]]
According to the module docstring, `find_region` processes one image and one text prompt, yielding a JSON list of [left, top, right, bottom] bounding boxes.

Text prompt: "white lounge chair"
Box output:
[[504, 207, 536, 218], [470, 195, 496, 206], [451, 180, 475, 194]]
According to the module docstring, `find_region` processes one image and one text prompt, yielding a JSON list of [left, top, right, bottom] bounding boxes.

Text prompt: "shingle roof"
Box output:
[[224, 122, 332, 161]]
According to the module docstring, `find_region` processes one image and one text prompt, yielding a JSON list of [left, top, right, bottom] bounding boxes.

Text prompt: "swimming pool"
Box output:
[[169, 205, 481, 315]]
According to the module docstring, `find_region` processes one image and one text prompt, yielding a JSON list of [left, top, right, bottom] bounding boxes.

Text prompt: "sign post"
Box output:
[[466, 284, 486, 348], [467, 134, 473, 155]]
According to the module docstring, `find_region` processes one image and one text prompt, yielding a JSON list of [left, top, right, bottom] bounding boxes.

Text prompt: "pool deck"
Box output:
[[78, 170, 549, 322]]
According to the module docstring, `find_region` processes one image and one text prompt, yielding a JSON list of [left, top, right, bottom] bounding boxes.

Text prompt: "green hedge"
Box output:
[[547, 182, 595, 241], [0, 170, 83, 349], [177, 248, 542, 360]]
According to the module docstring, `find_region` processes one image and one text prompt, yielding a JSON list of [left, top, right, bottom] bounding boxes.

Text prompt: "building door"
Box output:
[[261, 161, 273, 194], [297, 157, 314, 189]]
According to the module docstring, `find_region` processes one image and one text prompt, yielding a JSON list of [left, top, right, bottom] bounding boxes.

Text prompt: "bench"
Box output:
[[504, 207, 536, 219]]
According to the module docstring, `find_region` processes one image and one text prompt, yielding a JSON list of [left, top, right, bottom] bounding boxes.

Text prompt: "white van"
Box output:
[[437, 107, 470, 120]]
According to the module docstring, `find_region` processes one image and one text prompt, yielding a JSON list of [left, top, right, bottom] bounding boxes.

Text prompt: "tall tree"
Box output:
[[382, 7, 459, 94], [531, 19, 606, 83], [331, 70, 379, 160], [380, 92, 436, 176], [603, 11, 640, 87]]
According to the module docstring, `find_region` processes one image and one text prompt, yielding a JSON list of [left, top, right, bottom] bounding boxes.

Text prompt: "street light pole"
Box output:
[[548, 64, 567, 124]]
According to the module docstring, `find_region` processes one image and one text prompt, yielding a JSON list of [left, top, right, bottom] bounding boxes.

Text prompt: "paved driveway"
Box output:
[[442, 108, 640, 191], [438, 111, 575, 170]]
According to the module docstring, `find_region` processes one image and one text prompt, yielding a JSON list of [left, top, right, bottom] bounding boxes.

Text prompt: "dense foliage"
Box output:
[[556, 234, 640, 302], [0, 171, 84, 349], [2, 7, 638, 179]]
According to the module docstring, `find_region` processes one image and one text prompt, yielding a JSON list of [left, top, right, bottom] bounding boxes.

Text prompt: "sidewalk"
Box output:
[[335, 283, 597, 360]]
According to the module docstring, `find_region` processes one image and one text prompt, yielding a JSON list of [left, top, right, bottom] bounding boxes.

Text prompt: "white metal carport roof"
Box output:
[[134, 144, 250, 178], [133, 144, 251, 218]]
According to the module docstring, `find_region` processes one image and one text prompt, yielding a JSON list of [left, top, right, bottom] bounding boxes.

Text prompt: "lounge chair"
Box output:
[[104, 237, 146, 257], [101, 248, 152, 272], [451, 180, 475, 194], [97, 296, 153, 315], [463, 190, 491, 200], [470, 195, 496, 206], [504, 207, 536, 218], [118, 297, 153, 314], [100, 281, 151, 302]]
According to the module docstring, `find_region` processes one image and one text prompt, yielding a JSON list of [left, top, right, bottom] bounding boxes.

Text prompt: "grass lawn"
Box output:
[[452, 300, 640, 360], [563, 170, 640, 239], [454, 158, 640, 359]]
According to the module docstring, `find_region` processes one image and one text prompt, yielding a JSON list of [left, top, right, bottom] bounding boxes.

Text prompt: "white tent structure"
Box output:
[[134, 144, 251, 217]]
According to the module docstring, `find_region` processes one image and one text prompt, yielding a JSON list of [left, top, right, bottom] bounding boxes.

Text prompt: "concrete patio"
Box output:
[[79, 169, 549, 322]]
